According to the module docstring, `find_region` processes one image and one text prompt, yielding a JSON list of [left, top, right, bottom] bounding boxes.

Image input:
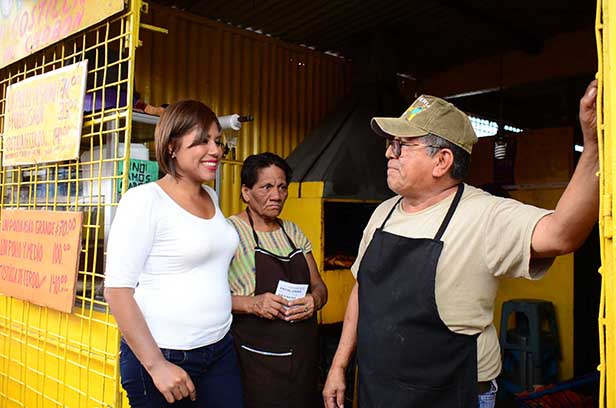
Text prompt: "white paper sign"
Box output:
[[3, 61, 88, 166], [275, 280, 308, 301]]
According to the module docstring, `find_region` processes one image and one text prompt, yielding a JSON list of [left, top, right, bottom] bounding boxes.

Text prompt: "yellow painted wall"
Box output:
[[283, 182, 340, 323], [283, 182, 373, 324], [284, 182, 324, 266]]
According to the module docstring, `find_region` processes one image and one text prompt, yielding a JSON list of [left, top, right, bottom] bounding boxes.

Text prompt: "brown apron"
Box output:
[[231, 209, 319, 408]]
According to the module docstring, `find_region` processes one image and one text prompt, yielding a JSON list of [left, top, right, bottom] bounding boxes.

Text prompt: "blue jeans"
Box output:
[[120, 332, 244, 407], [478, 380, 498, 408]]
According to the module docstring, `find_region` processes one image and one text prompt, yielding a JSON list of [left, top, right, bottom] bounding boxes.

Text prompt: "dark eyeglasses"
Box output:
[[386, 139, 441, 158]]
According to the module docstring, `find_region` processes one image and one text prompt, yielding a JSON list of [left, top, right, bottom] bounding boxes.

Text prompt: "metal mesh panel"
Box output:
[[0, 2, 140, 406]]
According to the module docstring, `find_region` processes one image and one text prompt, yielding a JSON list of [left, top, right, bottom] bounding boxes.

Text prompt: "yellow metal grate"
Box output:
[[0, 1, 142, 406]]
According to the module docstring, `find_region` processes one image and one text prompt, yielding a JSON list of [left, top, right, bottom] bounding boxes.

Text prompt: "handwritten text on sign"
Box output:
[[3, 61, 88, 166], [0, 0, 125, 69], [0, 210, 82, 313], [117, 159, 160, 196]]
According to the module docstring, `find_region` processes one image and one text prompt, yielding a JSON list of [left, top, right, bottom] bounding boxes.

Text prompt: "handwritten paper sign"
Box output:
[[0, 0, 125, 69], [0, 210, 83, 313], [3, 61, 88, 166], [117, 159, 159, 196]]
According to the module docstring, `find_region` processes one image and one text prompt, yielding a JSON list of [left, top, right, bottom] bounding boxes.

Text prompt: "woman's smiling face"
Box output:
[[171, 122, 223, 183]]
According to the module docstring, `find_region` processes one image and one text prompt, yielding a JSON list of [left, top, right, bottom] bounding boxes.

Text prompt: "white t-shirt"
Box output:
[[351, 184, 554, 381], [105, 183, 239, 350]]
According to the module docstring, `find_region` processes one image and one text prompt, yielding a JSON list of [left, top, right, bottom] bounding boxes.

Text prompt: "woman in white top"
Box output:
[[104, 100, 243, 408]]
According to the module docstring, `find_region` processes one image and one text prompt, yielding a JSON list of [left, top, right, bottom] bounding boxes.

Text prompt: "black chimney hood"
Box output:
[[286, 32, 407, 201], [286, 84, 402, 201]]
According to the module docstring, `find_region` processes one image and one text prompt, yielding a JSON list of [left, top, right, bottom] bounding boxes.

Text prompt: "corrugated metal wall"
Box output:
[[135, 4, 352, 161]]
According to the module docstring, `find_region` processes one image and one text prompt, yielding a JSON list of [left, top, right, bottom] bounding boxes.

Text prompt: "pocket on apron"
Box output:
[[239, 343, 294, 405], [240, 344, 293, 357]]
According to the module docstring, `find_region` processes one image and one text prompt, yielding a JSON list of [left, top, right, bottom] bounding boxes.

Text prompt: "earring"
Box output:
[[171, 151, 176, 159]]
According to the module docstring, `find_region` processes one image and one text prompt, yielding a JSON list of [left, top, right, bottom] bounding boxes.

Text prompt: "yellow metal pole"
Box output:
[[596, 0, 605, 405], [598, 0, 614, 406], [140, 22, 170, 35]]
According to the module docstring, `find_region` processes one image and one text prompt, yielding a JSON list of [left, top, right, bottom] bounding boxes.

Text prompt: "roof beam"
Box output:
[[438, 0, 544, 54], [421, 29, 595, 97]]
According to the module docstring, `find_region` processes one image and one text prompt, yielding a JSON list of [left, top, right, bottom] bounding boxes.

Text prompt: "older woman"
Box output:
[[228, 152, 328, 408], [105, 100, 244, 408]]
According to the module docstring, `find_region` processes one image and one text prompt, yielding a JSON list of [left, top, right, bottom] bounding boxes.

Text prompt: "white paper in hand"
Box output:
[[275, 280, 308, 302]]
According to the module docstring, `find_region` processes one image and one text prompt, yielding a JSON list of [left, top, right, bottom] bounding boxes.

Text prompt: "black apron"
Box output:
[[357, 184, 478, 407], [231, 209, 319, 408]]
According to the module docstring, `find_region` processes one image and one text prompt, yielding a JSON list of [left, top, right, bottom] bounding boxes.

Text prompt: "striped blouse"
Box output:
[[227, 215, 313, 296]]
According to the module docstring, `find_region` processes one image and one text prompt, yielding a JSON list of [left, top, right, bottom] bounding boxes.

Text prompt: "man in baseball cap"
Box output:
[[372, 94, 477, 153], [324, 83, 600, 408]]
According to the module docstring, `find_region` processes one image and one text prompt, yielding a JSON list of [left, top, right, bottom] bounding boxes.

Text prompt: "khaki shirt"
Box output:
[[352, 184, 554, 381]]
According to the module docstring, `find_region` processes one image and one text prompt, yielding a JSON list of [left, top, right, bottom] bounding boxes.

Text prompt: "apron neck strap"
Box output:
[[378, 184, 465, 241], [433, 183, 464, 241], [246, 207, 298, 250], [379, 197, 404, 229]]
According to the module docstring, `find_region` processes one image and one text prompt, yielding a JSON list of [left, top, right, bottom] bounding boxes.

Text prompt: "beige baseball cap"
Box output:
[[371, 95, 478, 154]]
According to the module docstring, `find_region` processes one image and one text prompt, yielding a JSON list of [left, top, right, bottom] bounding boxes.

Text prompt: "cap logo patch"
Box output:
[[405, 107, 424, 121], [403, 96, 431, 122]]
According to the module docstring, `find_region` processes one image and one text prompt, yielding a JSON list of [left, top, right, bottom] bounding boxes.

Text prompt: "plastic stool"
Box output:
[[500, 299, 561, 391]]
